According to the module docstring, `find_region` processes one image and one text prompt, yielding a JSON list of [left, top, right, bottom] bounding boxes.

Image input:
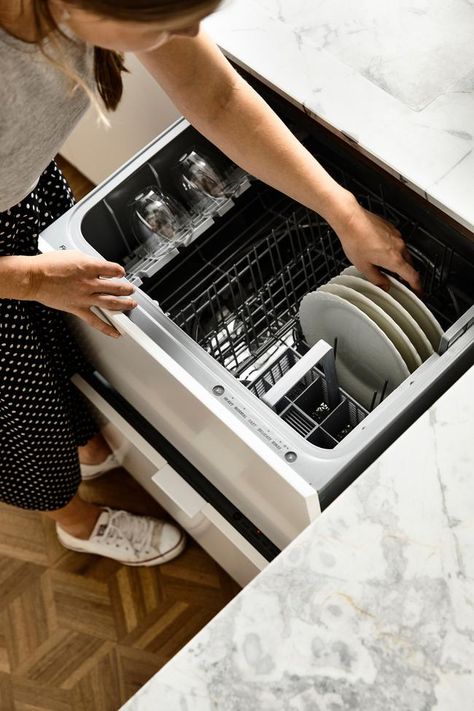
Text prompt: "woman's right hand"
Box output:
[[29, 250, 137, 338]]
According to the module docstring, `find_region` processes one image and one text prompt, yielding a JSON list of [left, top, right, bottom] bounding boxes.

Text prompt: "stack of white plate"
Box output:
[[299, 266, 443, 410]]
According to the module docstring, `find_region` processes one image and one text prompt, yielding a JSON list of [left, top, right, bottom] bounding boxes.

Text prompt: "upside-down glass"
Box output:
[[131, 187, 189, 257], [177, 150, 229, 212]]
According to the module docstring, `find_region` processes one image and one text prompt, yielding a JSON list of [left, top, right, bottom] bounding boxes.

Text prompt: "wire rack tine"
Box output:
[[369, 390, 378, 412], [379, 379, 389, 404]]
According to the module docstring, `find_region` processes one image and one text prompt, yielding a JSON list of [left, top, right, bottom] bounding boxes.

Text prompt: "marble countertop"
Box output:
[[204, 0, 474, 232], [121, 365, 474, 710]]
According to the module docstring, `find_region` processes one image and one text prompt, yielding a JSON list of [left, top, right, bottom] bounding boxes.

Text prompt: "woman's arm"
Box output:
[[0, 256, 33, 300], [0, 252, 136, 337], [137, 32, 421, 292]]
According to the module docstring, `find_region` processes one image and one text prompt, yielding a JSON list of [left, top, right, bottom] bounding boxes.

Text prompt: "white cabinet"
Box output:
[[61, 54, 180, 184], [74, 373, 268, 586]]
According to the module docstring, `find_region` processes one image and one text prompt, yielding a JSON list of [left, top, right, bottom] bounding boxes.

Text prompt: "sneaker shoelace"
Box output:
[[101, 510, 161, 555]]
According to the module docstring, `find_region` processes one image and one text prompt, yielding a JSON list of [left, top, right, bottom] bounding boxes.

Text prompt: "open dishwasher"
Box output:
[[41, 78, 474, 585]]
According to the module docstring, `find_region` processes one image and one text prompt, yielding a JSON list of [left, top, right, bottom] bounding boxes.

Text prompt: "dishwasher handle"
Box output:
[[93, 300, 163, 341], [262, 340, 340, 409], [90, 307, 135, 338]]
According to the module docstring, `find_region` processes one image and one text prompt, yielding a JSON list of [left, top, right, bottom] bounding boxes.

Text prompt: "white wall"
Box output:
[[61, 53, 180, 185]]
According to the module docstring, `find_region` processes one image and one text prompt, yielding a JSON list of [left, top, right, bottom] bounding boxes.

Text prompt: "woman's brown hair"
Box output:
[[29, 0, 219, 111]]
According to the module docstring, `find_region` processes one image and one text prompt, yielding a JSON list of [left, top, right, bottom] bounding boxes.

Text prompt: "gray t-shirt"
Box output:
[[0, 25, 94, 212]]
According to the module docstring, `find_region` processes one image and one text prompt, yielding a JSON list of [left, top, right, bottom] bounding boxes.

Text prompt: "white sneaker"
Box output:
[[80, 453, 120, 481], [56, 507, 186, 566]]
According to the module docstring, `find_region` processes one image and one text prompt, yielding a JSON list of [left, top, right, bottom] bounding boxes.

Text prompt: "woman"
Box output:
[[0, 0, 420, 566]]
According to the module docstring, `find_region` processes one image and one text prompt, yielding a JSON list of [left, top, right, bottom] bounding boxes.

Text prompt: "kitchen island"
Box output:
[[120, 1, 473, 708], [121, 365, 473, 710]]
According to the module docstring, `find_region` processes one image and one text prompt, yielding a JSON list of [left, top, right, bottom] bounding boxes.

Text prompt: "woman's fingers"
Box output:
[[357, 263, 391, 291], [338, 206, 423, 295], [359, 257, 422, 295], [379, 228, 422, 293], [92, 260, 125, 279], [380, 246, 422, 294], [402, 247, 415, 267], [393, 259, 423, 294], [74, 308, 122, 338], [91, 278, 135, 296], [92, 294, 138, 311]]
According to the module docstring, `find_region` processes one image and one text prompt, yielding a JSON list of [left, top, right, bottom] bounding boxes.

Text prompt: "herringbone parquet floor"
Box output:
[[0, 470, 240, 711], [0, 157, 241, 711]]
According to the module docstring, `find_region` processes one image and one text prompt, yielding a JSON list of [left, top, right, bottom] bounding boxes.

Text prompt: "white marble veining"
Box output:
[[203, 0, 474, 231], [121, 366, 474, 710], [255, 0, 473, 111]]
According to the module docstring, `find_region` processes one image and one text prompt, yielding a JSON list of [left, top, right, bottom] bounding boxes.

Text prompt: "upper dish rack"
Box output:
[[114, 162, 252, 286]]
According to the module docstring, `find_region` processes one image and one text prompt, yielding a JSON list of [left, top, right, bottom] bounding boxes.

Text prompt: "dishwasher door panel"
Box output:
[[71, 312, 320, 550]]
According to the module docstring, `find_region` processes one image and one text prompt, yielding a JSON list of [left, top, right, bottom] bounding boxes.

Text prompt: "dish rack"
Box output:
[[112, 164, 252, 286], [150, 162, 473, 449]]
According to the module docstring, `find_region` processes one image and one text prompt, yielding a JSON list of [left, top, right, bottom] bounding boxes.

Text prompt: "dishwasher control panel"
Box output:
[[214, 386, 297, 462]]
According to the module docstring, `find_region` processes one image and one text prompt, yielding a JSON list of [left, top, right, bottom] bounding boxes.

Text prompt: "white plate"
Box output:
[[341, 266, 443, 350], [334, 273, 434, 361], [320, 283, 422, 373], [299, 290, 410, 410]]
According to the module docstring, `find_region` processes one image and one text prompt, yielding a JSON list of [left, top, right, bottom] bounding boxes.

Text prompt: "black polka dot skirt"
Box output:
[[0, 161, 99, 511]]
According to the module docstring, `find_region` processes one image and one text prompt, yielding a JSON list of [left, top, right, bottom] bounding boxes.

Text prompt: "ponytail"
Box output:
[[94, 47, 128, 111]]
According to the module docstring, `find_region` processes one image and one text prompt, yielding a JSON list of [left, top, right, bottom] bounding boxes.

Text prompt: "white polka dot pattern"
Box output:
[[0, 161, 99, 511]]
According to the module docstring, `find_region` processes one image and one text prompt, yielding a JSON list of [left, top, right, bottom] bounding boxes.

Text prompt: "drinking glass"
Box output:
[[177, 150, 229, 212], [131, 187, 189, 257]]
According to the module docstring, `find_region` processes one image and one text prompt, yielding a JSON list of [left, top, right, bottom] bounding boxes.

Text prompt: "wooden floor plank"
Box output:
[[115, 645, 166, 705], [23, 632, 107, 688], [0, 559, 44, 613], [71, 648, 122, 711], [11, 677, 74, 711], [0, 671, 14, 711], [0, 508, 50, 566], [51, 570, 117, 641], [2, 572, 57, 669], [0, 622, 12, 675]]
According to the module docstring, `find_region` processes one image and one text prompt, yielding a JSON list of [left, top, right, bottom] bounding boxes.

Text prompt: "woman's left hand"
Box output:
[[331, 198, 422, 294]]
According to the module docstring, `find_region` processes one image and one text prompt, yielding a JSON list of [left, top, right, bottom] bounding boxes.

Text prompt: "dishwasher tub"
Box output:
[[41, 83, 474, 584]]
